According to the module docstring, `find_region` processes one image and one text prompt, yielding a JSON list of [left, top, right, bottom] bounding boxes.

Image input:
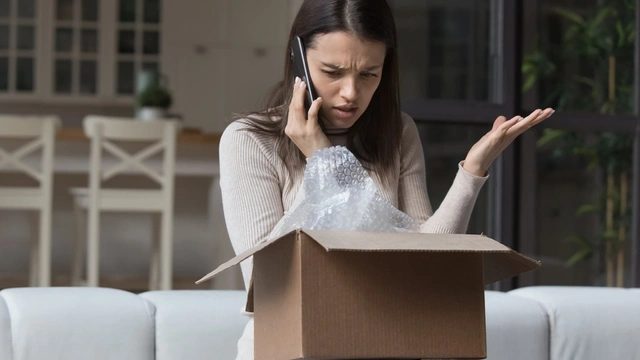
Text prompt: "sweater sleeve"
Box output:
[[397, 113, 489, 234], [218, 121, 290, 291]]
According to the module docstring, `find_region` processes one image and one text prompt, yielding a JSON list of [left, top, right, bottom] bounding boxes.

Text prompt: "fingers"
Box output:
[[491, 116, 508, 131], [507, 108, 554, 135], [494, 115, 521, 132], [487, 108, 553, 146], [307, 97, 323, 125], [290, 76, 307, 122]]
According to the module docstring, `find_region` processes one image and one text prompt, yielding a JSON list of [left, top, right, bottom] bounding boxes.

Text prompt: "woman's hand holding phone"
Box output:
[[285, 76, 331, 158]]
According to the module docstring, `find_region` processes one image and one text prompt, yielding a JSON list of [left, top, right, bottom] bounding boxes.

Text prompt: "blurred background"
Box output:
[[0, 0, 638, 291]]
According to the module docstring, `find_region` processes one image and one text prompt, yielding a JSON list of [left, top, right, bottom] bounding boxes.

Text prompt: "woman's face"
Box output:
[[305, 31, 386, 129]]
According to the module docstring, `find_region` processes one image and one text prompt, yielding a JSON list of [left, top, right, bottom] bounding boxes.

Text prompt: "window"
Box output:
[[535, 129, 634, 287], [115, 0, 160, 95], [416, 121, 491, 234], [519, 0, 638, 287], [0, 0, 37, 93], [522, 0, 635, 115], [0, 0, 163, 102], [53, 0, 99, 95], [389, 0, 499, 102]]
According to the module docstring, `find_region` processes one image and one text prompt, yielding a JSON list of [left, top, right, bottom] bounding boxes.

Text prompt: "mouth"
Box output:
[[333, 105, 359, 119]]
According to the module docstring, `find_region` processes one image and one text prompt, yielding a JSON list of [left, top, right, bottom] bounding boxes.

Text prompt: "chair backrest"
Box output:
[[82, 116, 180, 192], [0, 115, 61, 187]]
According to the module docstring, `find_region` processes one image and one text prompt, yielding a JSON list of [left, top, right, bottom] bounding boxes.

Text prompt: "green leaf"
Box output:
[[537, 129, 568, 146], [592, 7, 612, 26], [572, 75, 597, 90], [601, 229, 618, 239], [576, 203, 599, 216], [522, 75, 538, 92], [587, 161, 601, 171], [553, 7, 584, 25], [565, 248, 593, 267], [564, 234, 592, 247], [616, 21, 626, 47]]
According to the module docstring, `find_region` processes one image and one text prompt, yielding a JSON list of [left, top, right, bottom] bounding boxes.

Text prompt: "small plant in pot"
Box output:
[[136, 84, 173, 121]]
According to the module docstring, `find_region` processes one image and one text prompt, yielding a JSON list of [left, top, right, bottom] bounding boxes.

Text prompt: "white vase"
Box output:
[[138, 107, 167, 121]]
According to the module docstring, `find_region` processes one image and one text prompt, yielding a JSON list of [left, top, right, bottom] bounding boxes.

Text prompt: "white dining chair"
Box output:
[[0, 115, 61, 287], [69, 116, 180, 290]]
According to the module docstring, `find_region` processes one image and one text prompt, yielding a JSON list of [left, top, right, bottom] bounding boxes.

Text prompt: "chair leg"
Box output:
[[29, 212, 39, 287], [159, 209, 173, 290], [38, 207, 52, 287], [149, 213, 160, 291], [87, 206, 100, 287], [70, 203, 85, 286]]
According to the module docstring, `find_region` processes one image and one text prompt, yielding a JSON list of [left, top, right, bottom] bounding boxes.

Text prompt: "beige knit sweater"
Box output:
[[218, 112, 488, 360]]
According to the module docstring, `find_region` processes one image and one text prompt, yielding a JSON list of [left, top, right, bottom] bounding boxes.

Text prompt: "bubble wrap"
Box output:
[[268, 146, 419, 240]]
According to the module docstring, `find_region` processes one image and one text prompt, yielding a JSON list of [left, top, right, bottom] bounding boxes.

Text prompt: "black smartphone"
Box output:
[[290, 35, 318, 114]]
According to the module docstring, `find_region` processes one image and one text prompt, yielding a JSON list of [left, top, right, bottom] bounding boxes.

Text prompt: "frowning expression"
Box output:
[[305, 31, 386, 129]]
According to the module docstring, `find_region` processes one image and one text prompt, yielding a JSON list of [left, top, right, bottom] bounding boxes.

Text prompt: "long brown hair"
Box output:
[[233, 0, 402, 183]]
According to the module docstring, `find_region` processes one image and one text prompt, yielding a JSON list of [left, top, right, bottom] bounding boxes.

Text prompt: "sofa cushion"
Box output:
[[0, 294, 11, 360], [484, 291, 549, 360], [140, 290, 249, 360], [509, 286, 640, 360], [0, 287, 155, 360]]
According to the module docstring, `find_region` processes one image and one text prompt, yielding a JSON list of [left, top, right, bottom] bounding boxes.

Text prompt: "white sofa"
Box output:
[[0, 286, 639, 360]]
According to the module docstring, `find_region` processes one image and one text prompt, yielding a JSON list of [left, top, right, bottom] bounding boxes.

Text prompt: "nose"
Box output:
[[339, 77, 358, 101]]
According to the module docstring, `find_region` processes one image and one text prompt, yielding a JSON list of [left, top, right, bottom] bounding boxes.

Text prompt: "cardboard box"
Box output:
[[197, 229, 540, 359]]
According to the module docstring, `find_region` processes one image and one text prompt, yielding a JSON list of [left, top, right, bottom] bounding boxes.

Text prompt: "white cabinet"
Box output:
[[0, 0, 296, 132], [158, 0, 223, 132], [161, 0, 291, 132], [227, 0, 289, 47]]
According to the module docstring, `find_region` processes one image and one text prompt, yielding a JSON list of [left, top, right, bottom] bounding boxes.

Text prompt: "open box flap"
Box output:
[[196, 229, 541, 291], [195, 230, 297, 285], [302, 229, 510, 252]]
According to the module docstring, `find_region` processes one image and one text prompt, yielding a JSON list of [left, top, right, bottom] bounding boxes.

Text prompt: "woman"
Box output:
[[219, 0, 554, 358]]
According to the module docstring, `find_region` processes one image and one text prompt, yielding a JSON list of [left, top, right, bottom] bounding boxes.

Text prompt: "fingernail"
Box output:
[[295, 77, 300, 84], [300, 81, 306, 88], [517, 116, 523, 122]]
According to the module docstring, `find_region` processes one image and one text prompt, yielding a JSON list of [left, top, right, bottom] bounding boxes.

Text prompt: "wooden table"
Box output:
[[56, 128, 222, 145]]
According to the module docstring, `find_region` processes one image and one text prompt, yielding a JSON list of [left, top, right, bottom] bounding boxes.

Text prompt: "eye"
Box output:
[[322, 70, 341, 77], [361, 72, 378, 78]]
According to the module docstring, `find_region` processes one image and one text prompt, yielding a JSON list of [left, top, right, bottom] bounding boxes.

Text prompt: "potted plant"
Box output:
[[136, 83, 173, 121], [522, 0, 635, 287]]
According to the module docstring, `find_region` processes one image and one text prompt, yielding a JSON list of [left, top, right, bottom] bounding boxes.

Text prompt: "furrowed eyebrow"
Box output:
[[320, 62, 382, 71], [362, 65, 383, 71], [321, 62, 346, 70]]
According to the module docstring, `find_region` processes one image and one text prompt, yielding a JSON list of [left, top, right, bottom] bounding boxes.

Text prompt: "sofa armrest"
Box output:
[[140, 290, 249, 360], [0, 294, 11, 360], [0, 287, 155, 360], [509, 286, 640, 360], [485, 290, 549, 360]]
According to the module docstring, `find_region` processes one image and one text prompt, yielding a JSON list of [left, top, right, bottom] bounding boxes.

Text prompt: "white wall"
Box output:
[[164, 0, 300, 133]]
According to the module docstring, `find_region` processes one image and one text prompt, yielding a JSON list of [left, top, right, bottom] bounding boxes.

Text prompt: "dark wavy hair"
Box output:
[[233, 0, 402, 183]]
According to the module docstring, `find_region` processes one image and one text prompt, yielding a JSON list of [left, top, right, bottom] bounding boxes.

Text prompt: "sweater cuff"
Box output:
[[459, 160, 490, 179], [455, 160, 489, 194]]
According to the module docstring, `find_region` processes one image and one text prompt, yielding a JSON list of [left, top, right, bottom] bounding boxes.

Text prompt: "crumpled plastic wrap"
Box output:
[[269, 145, 419, 240]]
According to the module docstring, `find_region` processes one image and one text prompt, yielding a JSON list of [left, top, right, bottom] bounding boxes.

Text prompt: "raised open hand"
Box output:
[[462, 108, 555, 176]]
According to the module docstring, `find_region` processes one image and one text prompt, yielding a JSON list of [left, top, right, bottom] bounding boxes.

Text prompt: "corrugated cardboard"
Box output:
[[197, 229, 540, 359]]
